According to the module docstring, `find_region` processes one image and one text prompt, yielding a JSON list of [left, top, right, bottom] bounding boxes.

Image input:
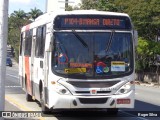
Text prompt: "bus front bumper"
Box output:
[[48, 90, 135, 109]]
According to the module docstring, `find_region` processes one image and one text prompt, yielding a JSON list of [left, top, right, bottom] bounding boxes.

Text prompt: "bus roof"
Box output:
[[21, 10, 130, 32], [36, 10, 129, 21]]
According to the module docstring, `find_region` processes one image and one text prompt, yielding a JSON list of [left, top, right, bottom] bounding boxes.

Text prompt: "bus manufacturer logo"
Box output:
[[90, 89, 97, 94]]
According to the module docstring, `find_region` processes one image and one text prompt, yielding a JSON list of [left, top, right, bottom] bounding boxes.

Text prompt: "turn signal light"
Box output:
[[130, 81, 134, 84], [51, 81, 56, 84]]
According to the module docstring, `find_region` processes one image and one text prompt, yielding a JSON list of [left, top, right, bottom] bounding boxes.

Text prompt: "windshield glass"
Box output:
[[52, 32, 133, 79]]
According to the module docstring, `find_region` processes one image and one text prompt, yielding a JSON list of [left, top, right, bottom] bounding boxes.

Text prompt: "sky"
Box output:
[[9, 0, 46, 14], [9, 0, 81, 15]]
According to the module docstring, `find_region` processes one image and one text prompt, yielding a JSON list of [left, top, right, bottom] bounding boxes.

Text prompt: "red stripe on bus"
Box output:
[[25, 56, 32, 95], [25, 24, 30, 31]]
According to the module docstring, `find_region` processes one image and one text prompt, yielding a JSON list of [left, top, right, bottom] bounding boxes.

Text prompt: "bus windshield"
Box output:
[[52, 32, 133, 79]]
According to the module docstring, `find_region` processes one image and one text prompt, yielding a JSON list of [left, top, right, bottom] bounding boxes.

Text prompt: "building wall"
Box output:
[[136, 72, 160, 84], [46, 0, 81, 12]]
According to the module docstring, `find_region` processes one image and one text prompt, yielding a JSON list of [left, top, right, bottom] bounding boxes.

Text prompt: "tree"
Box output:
[[80, 0, 98, 10], [79, 0, 160, 40], [114, 0, 160, 40], [8, 10, 31, 61], [28, 7, 43, 21], [10, 9, 27, 19], [9, 10, 29, 29], [65, 5, 74, 11], [96, 0, 118, 11], [80, 0, 118, 11], [136, 37, 160, 72], [8, 8, 43, 61]]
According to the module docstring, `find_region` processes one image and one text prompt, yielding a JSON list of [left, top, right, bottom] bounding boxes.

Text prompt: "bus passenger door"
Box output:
[[19, 32, 25, 89], [31, 35, 36, 98], [43, 24, 50, 105]]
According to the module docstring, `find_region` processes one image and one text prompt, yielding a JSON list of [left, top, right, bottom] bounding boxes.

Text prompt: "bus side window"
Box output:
[[20, 32, 23, 56], [35, 25, 46, 58], [24, 30, 33, 56]]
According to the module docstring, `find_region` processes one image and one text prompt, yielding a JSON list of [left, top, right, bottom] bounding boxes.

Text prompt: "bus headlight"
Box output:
[[115, 81, 134, 95], [55, 83, 71, 95]]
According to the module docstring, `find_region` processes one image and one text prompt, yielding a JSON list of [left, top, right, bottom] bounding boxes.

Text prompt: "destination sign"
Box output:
[[54, 15, 131, 30]]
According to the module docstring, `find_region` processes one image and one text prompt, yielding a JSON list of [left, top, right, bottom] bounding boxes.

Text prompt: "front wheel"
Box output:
[[25, 78, 33, 102], [40, 91, 51, 114], [26, 92, 33, 102]]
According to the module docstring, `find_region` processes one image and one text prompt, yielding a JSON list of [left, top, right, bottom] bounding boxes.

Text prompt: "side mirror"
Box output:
[[134, 30, 138, 46]]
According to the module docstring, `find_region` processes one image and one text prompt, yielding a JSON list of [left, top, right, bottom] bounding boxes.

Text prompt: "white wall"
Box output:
[[47, 0, 64, 12], [46, 0, 81, 12]]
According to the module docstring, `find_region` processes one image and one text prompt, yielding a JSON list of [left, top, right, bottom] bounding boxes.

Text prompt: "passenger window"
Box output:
[[35, 25, 46, 57], [24, 29, 33, 56]]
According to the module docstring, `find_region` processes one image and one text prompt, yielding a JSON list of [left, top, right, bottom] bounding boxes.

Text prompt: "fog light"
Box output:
[[120, 89, 125, 93], [51, 81, 56, 84], [60, 89, 67, 94], [73, 100, 77, 106]]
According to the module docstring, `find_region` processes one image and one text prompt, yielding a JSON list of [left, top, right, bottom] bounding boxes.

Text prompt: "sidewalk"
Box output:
[[11, 58, 18, 67], [135, 80, 160, 88], [4, 59, 39, 120], [4, 100, 22, 120], [4, 100, 39, 120], [5, 100, 21, 111], [4, 94, 44, 120]]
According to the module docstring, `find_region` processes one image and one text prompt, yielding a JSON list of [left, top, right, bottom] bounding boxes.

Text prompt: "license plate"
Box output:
[[117, 99, 130, 104]]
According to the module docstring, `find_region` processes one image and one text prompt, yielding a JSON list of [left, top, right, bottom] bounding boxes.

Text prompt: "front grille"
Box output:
[[97, 91, 111, 93], [75, 91, 111, 94], [75, 91, 90, 94], [67, 81, 120, 88], [79, 98, 108, 104]]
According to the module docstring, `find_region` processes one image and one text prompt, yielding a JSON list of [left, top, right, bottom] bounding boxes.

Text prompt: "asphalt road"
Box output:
[[5, 66, 24, 94], [4, 62, 160, 120]]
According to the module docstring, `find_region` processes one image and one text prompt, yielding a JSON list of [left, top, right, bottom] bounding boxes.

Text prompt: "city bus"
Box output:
[[19, 10, 137, 114]]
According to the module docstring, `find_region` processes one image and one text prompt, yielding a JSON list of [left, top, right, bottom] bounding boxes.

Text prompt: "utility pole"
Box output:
[[45, 0, 48, 13], [65, 0, 69, 11], [0, 0, 9, 116]]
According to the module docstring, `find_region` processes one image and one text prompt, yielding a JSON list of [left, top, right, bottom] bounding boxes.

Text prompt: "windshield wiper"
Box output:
[[105, 30, 115, 52], [72, 30, 89, 48]]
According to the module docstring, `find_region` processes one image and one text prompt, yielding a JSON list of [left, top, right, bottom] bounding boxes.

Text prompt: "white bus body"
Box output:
[[19, 10, 137, 113]]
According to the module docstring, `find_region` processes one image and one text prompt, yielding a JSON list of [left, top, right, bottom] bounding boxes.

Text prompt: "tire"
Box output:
[[26, 92, 33, 102], [107, 108, 119, 115], [40, 89, 51, 114], [25, 76, 33, 102]]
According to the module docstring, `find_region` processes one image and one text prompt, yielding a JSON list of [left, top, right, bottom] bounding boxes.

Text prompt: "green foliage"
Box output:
[[65, 5, 74, 11], [28, 7, 43, 21], [79, 0, 160, 40], [8, 8, 43, 62], [114, 0, 160, 40], [80, 0, 118, 11], [96, 0, 118, 11], [80, 0, 98, 10], [10, 10, 27, 19], [136, 37, 160, 72]]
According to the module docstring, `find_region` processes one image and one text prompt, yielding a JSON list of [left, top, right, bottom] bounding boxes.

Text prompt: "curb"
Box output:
[[5, 95, 45, 120], [135, 81, 160, 88]]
